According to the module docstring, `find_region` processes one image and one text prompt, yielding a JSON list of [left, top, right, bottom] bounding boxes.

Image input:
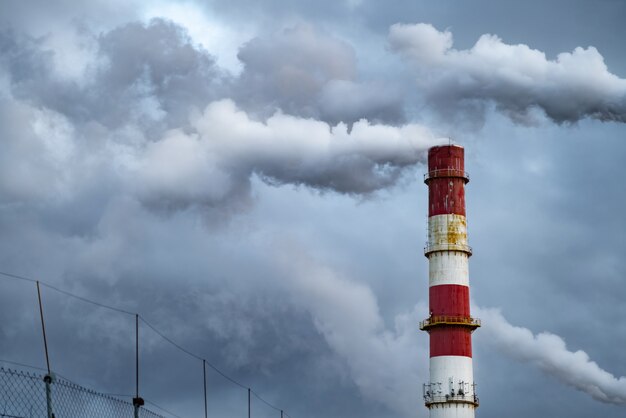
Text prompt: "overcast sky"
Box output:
[[1, 1, 625, 417]]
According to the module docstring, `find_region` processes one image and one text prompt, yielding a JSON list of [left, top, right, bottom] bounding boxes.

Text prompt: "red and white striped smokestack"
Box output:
[[420, 144, 480, 417]]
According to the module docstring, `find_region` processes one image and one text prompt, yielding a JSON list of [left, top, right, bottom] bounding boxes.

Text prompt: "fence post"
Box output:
[[36, 281, 51, 375], [37, 281, 55, 418], [248, 388, 251, 418], [43, 373, 55, 418], [203, 360, 208, 418], [133, 314, 144, 418]]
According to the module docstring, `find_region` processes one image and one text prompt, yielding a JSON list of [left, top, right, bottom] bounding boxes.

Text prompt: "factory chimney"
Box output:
[[420, 144, 480, 417]]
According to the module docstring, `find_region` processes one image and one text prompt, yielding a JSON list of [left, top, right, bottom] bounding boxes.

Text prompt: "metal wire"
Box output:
[[0, 270, 135, 316]]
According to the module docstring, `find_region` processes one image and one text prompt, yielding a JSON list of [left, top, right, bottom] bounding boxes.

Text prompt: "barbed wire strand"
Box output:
[[102, 392, 134, 398], [140, 316, 245, 389], [252, 389, 281, 413], [144, 399, 185, 418], [0, 358, 48, 373], [0, 270, 135, 316], [0, 270, 37, 283], [2, 358, 110, 394], [139, 315, 287, 413], [41, 282, 136, 316]]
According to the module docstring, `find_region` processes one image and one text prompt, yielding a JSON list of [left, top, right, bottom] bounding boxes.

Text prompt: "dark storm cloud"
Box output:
[[464, 118, 626, 417], [0, 17, 437, 415], [2, 2, 626, 418], [0, 195, 428, 417], [389, 23, 626, 125]]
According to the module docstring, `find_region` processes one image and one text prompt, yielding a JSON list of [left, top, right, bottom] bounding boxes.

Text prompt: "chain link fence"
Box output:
[[0, 367, 167, 418]]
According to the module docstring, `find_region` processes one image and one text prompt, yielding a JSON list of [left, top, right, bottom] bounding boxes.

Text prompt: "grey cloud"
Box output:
[[0, 19, 422, 214], [198, 0, 358, 26], [1, 19, 229, 132], [96, 19, 230, 128], [8, 18, 405, 129], [236, 24, 405, 125], [0, 0, 141, 35], [318, 80, 405, 125], [389, 23, 626, 124]]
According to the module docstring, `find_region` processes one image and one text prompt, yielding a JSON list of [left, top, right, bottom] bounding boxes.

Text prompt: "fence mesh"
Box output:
[[0, 367, 167, 418]]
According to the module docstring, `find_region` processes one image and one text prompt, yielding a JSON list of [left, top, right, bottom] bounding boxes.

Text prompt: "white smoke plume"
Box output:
[[0, 20, 442, 213], [475, 306, 626, 404], [389, 23, 626, 124], [135, 99, 439, 206], [274, 250, 626, 412], [275, 247, 626, 413], [0, 96, 441, 211], [276, 247, 427, 416]]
